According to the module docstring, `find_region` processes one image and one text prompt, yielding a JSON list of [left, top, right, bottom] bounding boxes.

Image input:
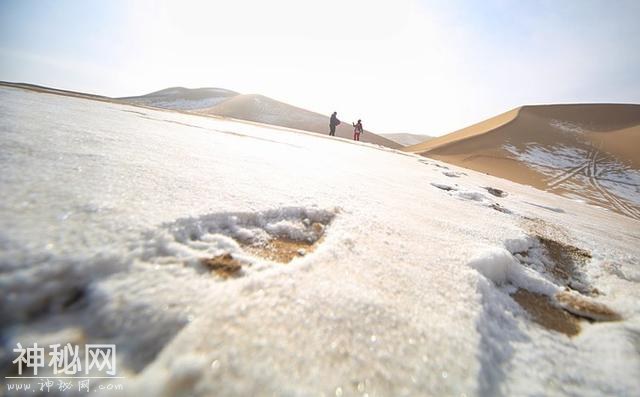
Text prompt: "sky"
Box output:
[[1, 0, 639, 136]]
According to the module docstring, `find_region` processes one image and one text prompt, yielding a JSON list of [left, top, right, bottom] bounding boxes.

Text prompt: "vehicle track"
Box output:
[[540, 143, 640, 221], [585, 146, 640, 220], [545, 148, 591, 189]]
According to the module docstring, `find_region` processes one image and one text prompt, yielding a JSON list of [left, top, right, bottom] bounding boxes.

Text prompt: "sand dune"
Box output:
[[198, 93, 402, 148], [118, 86, 239, 110], [405, 104, 640, 220], [119, 87, 401, 148], [381, 133, 433, 146]]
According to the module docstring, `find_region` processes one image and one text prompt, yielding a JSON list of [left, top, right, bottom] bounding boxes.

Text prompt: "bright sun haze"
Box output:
[[1, 0, 639, 136]]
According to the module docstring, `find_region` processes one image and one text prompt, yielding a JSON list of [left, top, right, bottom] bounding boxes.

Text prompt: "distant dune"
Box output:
[[118, 87, 239, 111], [381, 133, 433, 146], [198, 94, 401, 148], [405, 104, 640, 220]]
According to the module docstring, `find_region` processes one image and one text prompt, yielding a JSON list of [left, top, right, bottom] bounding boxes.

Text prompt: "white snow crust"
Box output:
[[1, 86, 639, 396]]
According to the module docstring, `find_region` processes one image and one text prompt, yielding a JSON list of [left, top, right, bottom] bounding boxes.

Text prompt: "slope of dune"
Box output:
[[198, 94, 402, 149], [119, 86, 239, 110], [405, 104, 640, 220], [381, 133, 433, 146]]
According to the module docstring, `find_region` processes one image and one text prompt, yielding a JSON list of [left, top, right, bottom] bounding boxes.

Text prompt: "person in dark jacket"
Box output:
[[329, 112, 340, 136], [352, 119, 363, 141]]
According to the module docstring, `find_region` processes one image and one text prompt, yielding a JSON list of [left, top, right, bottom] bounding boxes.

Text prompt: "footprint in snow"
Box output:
[[443, 170, 466, 178], [484, 187, 508, 198], [143, 207, 337, 279], [431, 182, 457, 191], [455, 191, 486, 201], [431, 184, 514, 214], [488, 203, 512, 214]]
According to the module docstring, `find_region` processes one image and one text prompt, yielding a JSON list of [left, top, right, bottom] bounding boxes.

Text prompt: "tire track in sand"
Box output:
[[545, 147, 593, 189], [585, 145, 640, 220]]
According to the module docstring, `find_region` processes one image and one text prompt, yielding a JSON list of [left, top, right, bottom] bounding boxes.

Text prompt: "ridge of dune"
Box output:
[[407, 103, 640, 220], [199, 93, 402, 149], [404, 107, 522, 153]]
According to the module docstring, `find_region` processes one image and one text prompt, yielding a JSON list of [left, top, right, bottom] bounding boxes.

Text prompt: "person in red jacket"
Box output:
[[352, 119, 363, 141]]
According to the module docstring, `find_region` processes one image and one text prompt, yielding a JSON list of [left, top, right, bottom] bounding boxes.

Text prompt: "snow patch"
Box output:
[[549, 119, 586, 134], [468, 247, 516, 285]]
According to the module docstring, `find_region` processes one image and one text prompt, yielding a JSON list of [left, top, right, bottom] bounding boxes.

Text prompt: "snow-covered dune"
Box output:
[[405, 104, 640, 221], [118, 87, 239, 111], [1, 86, 639, 396]]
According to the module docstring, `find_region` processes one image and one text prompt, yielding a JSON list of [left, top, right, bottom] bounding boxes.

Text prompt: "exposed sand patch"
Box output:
[[511, 288, 621, 337], [537, 236, 591, 285], [555, 290, 621, 322], [201, 253, 243, 278], [244, 238, 317, 263], [517, 217, 595, 293], [512, 289, 581, 336], [509, 217, 620, 334], [239, 221, 326, 263], [520, 217, 570, 243]]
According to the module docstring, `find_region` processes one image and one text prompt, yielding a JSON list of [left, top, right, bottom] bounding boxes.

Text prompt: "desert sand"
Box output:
[[405, 104, 640, 220]]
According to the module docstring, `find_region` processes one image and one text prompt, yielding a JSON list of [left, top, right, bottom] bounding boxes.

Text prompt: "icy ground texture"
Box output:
[[504, 143, 640, 220], [1, 86, 639, 396]]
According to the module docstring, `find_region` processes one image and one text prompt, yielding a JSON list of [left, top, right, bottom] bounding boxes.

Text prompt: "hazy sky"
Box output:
[[1, 0, 639, 136]]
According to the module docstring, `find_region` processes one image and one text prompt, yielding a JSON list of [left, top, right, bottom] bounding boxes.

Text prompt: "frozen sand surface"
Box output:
[[1, 86, 639, 396]]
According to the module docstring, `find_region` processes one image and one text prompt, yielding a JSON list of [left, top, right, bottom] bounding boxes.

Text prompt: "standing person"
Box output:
[[352, 119, 363, 141], [329, 112, 340, 136]]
